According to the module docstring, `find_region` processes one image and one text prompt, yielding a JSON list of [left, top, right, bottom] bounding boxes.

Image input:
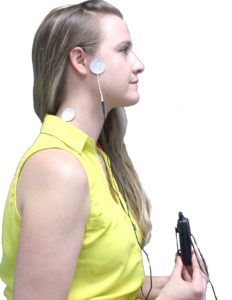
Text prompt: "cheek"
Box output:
[[102, 77, 128, 97], [104, 66, 129, 88], [99, 63, 131, 99], [105, 59, 129, 78]]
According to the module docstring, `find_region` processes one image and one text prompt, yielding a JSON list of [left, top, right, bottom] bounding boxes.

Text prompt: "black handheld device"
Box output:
[[176, 212, 192, 265], [175, 212, 218, 299]]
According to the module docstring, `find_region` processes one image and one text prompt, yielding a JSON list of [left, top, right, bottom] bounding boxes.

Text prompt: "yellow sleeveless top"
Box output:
[[0, 115, 144, 300]]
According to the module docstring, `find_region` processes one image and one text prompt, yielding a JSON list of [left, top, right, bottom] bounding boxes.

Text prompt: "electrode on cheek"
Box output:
[[90, 58, 106, 75]]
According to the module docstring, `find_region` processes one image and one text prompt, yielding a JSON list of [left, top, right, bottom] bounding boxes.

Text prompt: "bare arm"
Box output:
[[13, 149, 89, 300], [137, 276, 169, 299]]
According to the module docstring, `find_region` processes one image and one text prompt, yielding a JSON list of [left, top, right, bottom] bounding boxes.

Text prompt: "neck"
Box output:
[[56, 66, 109, 142], [56, 94, 106, 143]]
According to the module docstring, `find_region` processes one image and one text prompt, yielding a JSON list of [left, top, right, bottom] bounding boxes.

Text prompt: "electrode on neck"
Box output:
[[61, 107, 76, 122]]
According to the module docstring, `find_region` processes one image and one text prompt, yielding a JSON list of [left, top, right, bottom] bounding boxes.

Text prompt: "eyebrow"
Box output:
[[115, 40, 133, 50]]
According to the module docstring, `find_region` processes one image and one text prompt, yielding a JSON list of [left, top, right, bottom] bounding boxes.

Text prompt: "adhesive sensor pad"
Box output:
[[90, 58, 106, 75]]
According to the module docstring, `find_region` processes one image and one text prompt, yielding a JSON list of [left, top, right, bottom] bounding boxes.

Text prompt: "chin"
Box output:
[[108, 93, 140, 109], [124, 94, 140, 107]]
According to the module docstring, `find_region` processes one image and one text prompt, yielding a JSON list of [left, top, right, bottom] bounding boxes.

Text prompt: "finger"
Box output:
[[171, 254, 183, 278], [192, 252, 200, 269], [192, 253, 207, 283], [195, 252, 209, 275], [181, 265, 192, 282]]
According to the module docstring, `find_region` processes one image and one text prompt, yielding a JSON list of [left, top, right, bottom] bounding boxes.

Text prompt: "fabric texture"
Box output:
[[0, 115, 144, 300]]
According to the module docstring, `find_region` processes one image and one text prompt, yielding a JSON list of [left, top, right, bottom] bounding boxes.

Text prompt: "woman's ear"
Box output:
[[68, 47, 88, 75]]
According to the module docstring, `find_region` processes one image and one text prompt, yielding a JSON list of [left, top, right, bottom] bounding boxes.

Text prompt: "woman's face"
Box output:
[[91, 15, 144, 110]]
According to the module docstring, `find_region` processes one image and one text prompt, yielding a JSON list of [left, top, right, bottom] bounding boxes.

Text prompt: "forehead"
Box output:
[[99, 15, 131, 45]]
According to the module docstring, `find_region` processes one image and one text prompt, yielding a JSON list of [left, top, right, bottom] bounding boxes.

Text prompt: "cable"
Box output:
[[105, 173, 153, 300], [97, 74, 105, 120], [190, 234, 218, 300], [96, 148, 153, 299]]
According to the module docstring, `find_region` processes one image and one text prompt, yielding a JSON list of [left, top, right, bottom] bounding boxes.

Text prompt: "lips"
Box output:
[[130, 79, 138, 84]]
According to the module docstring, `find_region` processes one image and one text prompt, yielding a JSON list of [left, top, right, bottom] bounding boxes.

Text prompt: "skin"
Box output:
[[137, 254, 207, 299], [157, 254, 208, 300], [138, 276, 169, 299], [14, 150, 89, 300], [57, 14, 145, 141], [91, 15, 145, 110], [13, 14, 207, 300]]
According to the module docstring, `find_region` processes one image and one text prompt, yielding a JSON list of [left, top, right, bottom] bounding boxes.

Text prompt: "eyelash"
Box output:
[[120, 46, 129, 55]]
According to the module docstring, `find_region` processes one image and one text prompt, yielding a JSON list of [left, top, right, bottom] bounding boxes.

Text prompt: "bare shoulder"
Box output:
[[19, 148, 88, 186], [14, 149, 90, 299], [17, 148, 89, 218]]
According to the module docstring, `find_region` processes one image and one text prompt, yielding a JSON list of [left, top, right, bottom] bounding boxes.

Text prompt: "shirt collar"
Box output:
[[41, 114, 96, 154]]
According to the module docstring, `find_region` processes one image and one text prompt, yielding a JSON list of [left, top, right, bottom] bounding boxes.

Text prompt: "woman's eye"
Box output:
[[120, 47, 129, 55]]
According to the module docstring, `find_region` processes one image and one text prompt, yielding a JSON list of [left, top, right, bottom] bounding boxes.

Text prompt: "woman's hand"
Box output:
[[157, 253, 208, 300]]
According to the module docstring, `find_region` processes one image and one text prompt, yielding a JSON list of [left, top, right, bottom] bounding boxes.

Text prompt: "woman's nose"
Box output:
[[132, 54, 145, 74]]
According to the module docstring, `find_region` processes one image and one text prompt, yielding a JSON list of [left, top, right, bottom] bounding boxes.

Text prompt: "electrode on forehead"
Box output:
[[90, 58, 106, 75]]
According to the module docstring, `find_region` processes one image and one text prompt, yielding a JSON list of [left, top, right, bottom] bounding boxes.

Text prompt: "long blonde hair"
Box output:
[[32, 0, 152, 244]]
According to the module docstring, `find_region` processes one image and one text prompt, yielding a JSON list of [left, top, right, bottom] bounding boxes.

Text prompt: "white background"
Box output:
[[0, 1, 231, 299]]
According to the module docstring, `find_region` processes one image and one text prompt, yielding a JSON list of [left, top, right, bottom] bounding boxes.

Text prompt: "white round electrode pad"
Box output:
[[61, 107, 76, 122], [90, 58, 106, 75]]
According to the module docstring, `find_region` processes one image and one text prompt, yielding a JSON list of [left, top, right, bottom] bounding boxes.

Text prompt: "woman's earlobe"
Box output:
[[68, 47, 88, 75]]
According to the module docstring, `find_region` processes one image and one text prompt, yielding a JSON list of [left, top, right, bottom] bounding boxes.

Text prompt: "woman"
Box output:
[[0, 1, 207, 299]]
